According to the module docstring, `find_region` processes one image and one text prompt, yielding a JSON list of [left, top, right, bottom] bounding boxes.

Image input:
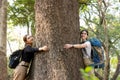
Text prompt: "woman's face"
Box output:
[[26, 35, 34, 44], [81, 31, 88, 40]]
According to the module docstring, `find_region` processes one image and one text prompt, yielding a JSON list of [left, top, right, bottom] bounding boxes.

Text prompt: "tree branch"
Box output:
[[95, 71, 103, 80]]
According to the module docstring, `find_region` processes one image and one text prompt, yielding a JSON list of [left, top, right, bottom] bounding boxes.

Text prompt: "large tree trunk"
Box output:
[[0, 0, 7, 80], [28, 0, 84, 80]]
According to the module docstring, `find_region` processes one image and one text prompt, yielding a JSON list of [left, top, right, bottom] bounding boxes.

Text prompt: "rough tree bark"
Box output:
[[0, 0, 7, 80], [28, 0, 84, 80]]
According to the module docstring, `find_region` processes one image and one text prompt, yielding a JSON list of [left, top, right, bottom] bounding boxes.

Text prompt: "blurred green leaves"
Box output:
[[80, 66, 99, 80]]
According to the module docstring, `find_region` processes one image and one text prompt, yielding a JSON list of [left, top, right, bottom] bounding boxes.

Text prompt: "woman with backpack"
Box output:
[[64, 30, 93, 68], [13, 34, 49, 80]]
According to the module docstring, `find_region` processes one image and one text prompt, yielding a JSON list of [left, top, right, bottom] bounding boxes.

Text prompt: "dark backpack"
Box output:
[[89, 38, 105, 68], [9, 49, 23, 69]]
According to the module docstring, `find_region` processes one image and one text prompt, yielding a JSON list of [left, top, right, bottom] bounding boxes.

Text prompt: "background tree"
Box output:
[[79, 0, 120, 79], [8, 0, 35, 34], [0, 0, 7, 79], [28, 0, 84, 80]]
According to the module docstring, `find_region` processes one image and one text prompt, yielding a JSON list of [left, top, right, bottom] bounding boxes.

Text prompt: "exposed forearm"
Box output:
[[72, 44, 86, 48], [64, 43, 86, 49], [72, 44, 81, 48]]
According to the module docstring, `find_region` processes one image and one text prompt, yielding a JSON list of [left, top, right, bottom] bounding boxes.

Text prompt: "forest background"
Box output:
[[1, 0, 120, 80]]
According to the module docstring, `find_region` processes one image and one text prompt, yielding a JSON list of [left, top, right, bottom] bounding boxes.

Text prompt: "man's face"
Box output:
[[26, 35, 34, 44], [81, 31, 88, 40]]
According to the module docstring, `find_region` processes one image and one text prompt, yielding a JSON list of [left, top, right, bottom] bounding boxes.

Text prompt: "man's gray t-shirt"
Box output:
[[82, 41, 91, 58]]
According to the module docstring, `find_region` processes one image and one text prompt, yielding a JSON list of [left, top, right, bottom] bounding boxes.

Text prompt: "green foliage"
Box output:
[[79, 0, 89, 4], [117, 76, 120, 80], [80, 66, 99, 80], [78, 0, 91, 12], [110, 57, 118, 68], [8, 0, 35, 34], [80, 0, 120, 55], [110, 56, 118, 78]]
